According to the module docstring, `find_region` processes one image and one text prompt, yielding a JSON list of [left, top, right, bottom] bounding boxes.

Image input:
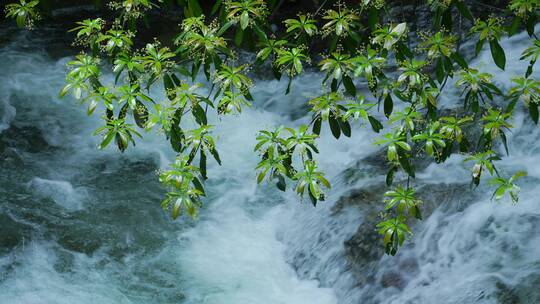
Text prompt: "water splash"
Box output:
[[1, 20, 539, 304]]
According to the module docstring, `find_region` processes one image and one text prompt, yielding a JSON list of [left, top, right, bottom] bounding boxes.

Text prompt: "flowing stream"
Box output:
[[0, 18, 539, 304]]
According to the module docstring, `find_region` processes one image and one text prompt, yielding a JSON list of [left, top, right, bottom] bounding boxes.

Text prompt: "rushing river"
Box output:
[[1, 16, 539, 304]]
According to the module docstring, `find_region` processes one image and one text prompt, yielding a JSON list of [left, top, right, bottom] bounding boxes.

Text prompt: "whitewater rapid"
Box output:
[[1, 20, 539, 304], [0, 23, 365, 304]]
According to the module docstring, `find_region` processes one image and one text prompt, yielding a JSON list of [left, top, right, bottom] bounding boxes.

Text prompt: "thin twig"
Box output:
[[470, 0, 505, 13], [315, 0, 330, 16]]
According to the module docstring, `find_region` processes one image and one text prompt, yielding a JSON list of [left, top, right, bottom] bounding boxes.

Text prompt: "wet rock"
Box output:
[[380, 270, 406, 289], [496, 274, 540, 304], [57, 226, 102, 255], [52, 250, 76, 273], [0, 125, 53, 153], [337, 187, 387, 286], [0, 213, 33, 254], [398, 256, 419, 274], [344, 221, 383, 286], [339, 181, 479, 289], [496, 281, 520, 304], [388, 3, 432, 34], [416, 182, 478, 215], [333, 186, 386, 212]]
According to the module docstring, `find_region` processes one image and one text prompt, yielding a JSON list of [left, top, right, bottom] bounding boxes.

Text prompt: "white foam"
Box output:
[[0, 95, 16, 132], [29, 177, 85, 210], [1, 21, 539, 304]]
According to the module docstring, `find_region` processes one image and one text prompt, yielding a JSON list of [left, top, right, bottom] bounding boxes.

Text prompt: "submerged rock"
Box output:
[[0, 125, 53, 154], [0, 213, 33, 254], [496, 274, 540, 304], [338, 180, 480, 292]]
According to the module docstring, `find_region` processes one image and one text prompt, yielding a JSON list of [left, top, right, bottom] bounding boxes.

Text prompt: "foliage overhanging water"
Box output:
[[0, 20, 540, 304]]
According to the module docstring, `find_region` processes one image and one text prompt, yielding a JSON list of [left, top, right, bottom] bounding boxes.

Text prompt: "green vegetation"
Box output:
[[5, 0, 539, 255]]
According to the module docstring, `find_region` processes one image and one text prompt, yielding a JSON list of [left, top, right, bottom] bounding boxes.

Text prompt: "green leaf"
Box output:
[[211, 0, 222, 15], [386, 165, 398, 186], [459, 136, 470, 153], [170, 124, 184, 153], [308, 190, 318, 207], [192, 104, 207, 125], [203, 61, 211, 80], [16, 14, 26, 28], [413, 205, 422, 220], [475, 39, 485, 56], [115, 132, 128, 152], [508, 16, 521, 36], [396, 141, 411, 151], [118, 103, 129, 120], [243, 90, 254, 101], [330, 78, 338, 92], [329, 35, 338, 52], [99, 131, 116, 149], [343, 75, 356, 96], [441, 8, 452, 30], [489, 39, 506, 70], [285, 78, 293, 95], [443, 56, 453, 73], [200, 149, 207, 179], [192, 177, 206, 196], [451, 52, 468, 68], [252, 24, 267, 41], [435, 58, 445, 83], [172, 199, 181, 219], [276, 174, 286, 191], [396, 43, 413, 59], [257, 170, 267, 183], [494, 186, 506, 200], [188, 0, 203, 16], [338, 118, 351, 137], [191, 61, 200, 82], [164, 74, 176, 100], [387, 144, 397, 161], [240, 11, 249, 30], [384, 94, 393, 118], [368, 116, 383, 133], [529, 102, 539, 124], [133, 101, 148, 128], [293, 58, 303, 75], [455, 1, 474, 21], [526, 13, 536, 36], [59, 84, 72, 98], [234, 27, 244, 47], [210, 148, 222, 165], [312, 117, 322, 135], [368, 7, 379, 29], [272, 66, 282, 80], [397, 152, 415, 178], [526, 60, 535, 78], [500, 131, 509, 156], [217, 20, 235, 36], [328, 114, 341, 139], [425, 140, 434, 156]]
